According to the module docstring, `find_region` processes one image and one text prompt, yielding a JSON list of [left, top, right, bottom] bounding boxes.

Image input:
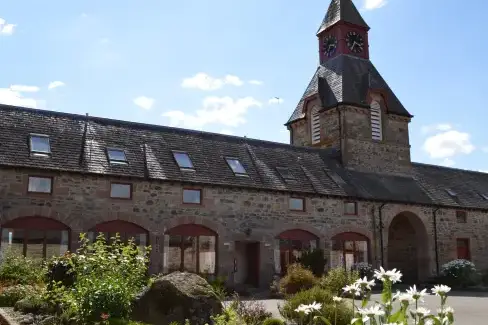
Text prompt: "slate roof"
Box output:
[[287, 55, 412, 124], [317, 0, 369, 35], [1, 104, 488, 210]]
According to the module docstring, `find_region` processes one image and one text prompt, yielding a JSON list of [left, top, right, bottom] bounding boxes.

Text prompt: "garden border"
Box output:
[[0, 308, 19, 325]]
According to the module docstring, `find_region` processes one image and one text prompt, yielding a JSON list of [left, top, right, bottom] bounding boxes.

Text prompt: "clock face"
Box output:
[[323, 35, 338, 57], [346, 31, 364, 53]]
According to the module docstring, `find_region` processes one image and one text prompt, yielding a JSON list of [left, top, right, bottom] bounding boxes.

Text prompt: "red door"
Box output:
[[456, 238, 470, 260], [245, 242, 260, 287]]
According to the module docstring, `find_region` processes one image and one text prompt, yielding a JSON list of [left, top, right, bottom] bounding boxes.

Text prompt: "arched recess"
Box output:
[[0, 216, 70, 259], [330, 232, 370, 271], [387, 212, 429, 283], [276, 229, 319, 274], [88, 220, 149, 249], [164, 224, 218, 275]]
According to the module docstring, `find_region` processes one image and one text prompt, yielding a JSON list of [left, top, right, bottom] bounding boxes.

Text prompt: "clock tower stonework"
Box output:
[[286, 0, 413, 175]]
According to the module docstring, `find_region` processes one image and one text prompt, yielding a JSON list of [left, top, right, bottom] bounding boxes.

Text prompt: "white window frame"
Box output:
[[370, 100, 383, 141], [310, 106, 321, 144]]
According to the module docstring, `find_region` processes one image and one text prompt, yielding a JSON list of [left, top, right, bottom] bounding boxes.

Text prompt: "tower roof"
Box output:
[[317, 0, 369, 35]]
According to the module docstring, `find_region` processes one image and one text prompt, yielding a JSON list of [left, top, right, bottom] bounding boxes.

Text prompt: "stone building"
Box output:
[[0, 0, 487, 287]]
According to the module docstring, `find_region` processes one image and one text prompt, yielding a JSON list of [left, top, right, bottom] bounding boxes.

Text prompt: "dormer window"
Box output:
[[30, 134, 51, 155], [310, 106, 321, 144], [107, 148, 128, 165], [173, 151, 194, 170], [370, 100, 382, 141], [225, 157, 247, 176]]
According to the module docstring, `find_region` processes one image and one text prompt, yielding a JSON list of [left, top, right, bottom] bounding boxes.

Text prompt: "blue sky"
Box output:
[[0, 0, 487, 172]]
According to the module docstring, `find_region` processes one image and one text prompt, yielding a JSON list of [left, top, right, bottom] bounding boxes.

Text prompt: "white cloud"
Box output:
[[162, 96, 262, 129], [0, 88, 38, 108], [220, 129, 234, 135], [48, 81, 65, 90], [9, 85, 40, 93], [422, 128, 475, 159], [181, 73, 244, 91], [268, 97, 284, 105], [249, 80, 263, 86], [0, 18, 15, 35], [440, 158, 455, 167], [421, 123, 452, 135], [363, 0, 388, 10], [133, 96, 155, 110]]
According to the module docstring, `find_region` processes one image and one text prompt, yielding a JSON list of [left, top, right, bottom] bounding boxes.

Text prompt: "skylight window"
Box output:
[[446, 189, 457, 197], [225, 158, 247, 176], [29, 134, 51, 154], [107, 148, 128, 165], [481, 193, 488, 200], [276, 167, 295, 181], [173, 151, 194, 169]]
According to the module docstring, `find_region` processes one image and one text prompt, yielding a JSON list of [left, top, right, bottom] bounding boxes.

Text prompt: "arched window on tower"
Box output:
[[310, 106, 321, 144], [370, 100, 383, 141]]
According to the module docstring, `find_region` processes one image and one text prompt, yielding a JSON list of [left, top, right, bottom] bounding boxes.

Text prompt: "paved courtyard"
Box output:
[[256, 293, 488, 324]]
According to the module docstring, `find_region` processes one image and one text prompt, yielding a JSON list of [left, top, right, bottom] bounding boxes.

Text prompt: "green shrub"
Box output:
[[262, 318, 285, 325], [0, 284, 39, 307], [279, 263, 318, 295], [319, 267, 360, 296], [278, 286, 352, 325], [0, 248, 45, 285], [45, 253, 77, 289], [47, 233, 151, 324], [299, 249, 326, 276], [228, 293, 272, 325], [14, 293, 51, 314], [351, 262, 373, 279], [441, 259, 477, 288], [211, 306, 243, 325]]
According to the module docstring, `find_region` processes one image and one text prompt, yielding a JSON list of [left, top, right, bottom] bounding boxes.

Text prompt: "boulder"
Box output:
[[131, 272, 222, 325]]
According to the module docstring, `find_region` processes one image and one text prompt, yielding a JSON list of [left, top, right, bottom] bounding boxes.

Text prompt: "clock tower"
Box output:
[[286, 0, 414, 175]]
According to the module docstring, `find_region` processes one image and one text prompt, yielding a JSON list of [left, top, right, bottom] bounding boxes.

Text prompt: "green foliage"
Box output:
[[0, 284, 39, 307], [0, 248, 46, 285], [14, 293, 51, 315], [319, 267, 360, 296], [47, 233, 151, 324], [441, 259, 477, 288], [299, 249, 326, 276], [278, 286, 352, 325], [209, 275, 228, 301], [210, 306, 243, 325], [351, 262, 373, 279], [228, 293, 271, 325], [279, 263, 318, 295], [45, 253, 77, 289], [261, 317, 285, 325]]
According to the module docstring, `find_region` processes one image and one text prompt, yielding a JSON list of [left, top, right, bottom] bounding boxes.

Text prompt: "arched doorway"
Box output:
[[88, 220, 149, 250], [277, 229, 319, 274], [0, 216, 70, 259], [165, 224, 217, 275], [330, 232, 370, 271], [387, 212, 429, 283]]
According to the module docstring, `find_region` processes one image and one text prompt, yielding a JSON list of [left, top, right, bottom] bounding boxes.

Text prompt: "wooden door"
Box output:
[[245, 242, 260, 287]]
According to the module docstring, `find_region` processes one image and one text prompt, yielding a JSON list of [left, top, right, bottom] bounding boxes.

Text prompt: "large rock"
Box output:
[[131, 272, 222, 325]]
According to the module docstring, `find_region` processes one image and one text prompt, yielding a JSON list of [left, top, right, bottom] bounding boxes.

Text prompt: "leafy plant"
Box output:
[[0, 248, 46, 285], [319, 267, 359, 296], [262, 318, 285, 325], [441, 259, 477, 288], [210, 306, 243, 325], [45, 253, 77, 289], [351, 262, 373, 279], [228, 293, 272, 325], [299, 249, 326, 277], [0, 284, 39, 307], [279, 263, 318, 295]]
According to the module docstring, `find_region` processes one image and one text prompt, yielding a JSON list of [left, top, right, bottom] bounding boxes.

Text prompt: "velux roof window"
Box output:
[[107, 148, 128, 165], [446, 189, 457, 197], [225, 157, 247, 176], [276, 167, 295, 182], [173, 151, 194, 170], [29, 134, 51, 155], [480, 193, 488, 200]]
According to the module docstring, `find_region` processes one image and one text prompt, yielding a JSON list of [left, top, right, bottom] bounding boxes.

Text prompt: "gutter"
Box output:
[[378, 203, 387, 267], [433, 207, 441, 276]]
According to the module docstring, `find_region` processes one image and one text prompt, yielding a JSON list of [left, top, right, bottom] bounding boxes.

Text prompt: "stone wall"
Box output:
[[0, 167, 486, 287]]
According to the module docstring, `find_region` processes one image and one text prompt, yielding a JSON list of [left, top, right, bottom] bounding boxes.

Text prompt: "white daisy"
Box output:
[[415, 307, 431, 316], [431, 284, 451, 296], [355, 276, 376, 290], [332, 296, 343, 303], [406, 285, 428, 301]]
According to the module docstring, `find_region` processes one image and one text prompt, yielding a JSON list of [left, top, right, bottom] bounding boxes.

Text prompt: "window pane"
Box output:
[[173, 152, 194, 169], [330, 239, 343, 269], [277, 167, 295, 181], [356, 241, 368, 264], [26, 230, 44, 259], [289, 198, 304, 211], [168, 235, 182, 272], [344, 202, 356, 214], [1, 228, 24, 256], [30, 136, 51, 153], [183, 189, 201, 204], [111, 183, 131, 198], [28, 177, 52, 193], [107, 149, 127, 162], [46, 230, 68, 258], [182, 236, 197, 273], [226, 158, 247, 174], [199, 236, 216, 274]]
